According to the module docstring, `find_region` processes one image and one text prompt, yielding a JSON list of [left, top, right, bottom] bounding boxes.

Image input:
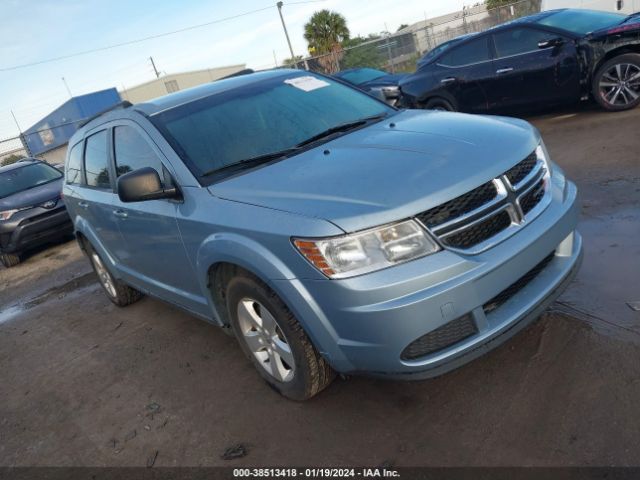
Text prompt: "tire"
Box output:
[[423, 97, 456, 111], [85, 243, 143, 307], [0, 253, 20, 268], [592, 53, 640, 112], [226, 273, 335, 401]]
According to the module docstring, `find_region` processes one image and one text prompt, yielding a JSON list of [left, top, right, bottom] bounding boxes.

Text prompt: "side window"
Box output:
[[113, 126, 165, 184], [66, 142, 83, 185], [439, 37, 491, 67], [493, 28, 558, 58], [84, 130, 111, 189]]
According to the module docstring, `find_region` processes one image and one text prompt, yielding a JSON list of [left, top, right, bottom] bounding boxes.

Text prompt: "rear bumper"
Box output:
[[0, 208, 73, 254], [272, 177, 581, 377]]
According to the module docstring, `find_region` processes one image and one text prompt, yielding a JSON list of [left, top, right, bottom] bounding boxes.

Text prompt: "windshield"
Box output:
[[535, 9, 625, 35], [335, 68, 387, 85], [152, 72, 393, 182], [0, 163, 62, 199]]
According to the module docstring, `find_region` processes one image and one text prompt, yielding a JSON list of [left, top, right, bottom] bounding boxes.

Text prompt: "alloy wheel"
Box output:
[[236, 298, 295, 382], [599, 63, 640, 107], [91, 252, 118, 299]]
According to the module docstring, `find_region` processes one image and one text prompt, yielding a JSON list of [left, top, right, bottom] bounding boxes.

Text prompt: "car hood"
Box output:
[[209, 110, 540, 233], [0, 178, 63, 211]]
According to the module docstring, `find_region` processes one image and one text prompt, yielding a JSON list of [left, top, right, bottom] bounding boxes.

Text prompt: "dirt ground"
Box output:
[[0, 104, 638, 467]]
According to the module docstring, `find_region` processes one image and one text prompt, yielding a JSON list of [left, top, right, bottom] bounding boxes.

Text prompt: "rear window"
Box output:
[[439, 36, 491, 66], [151, 72, 392, 182], [84, 131, 111, 189], [0, 163, 62, 199], [66, 143, 83, 185]]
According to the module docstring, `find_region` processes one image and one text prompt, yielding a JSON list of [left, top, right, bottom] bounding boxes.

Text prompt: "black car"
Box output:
[[334, 68, 406, 106], [0, 159, 73, 267], [400, 9, 640, 112]]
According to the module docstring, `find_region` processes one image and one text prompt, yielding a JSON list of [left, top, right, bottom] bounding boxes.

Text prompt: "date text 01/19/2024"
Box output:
[[232, 468, 401, 478]]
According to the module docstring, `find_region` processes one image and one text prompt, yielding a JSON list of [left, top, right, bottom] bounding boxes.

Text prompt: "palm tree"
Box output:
[[303, 10, 350, 56]]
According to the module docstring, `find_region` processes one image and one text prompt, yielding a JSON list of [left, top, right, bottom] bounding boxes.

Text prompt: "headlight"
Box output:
[[293, 220, 440, 279], [0, 209, 19, 221]]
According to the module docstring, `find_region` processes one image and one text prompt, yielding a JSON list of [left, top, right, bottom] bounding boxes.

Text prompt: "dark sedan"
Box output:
[[400, 9, 640, 112], [0, 159, 73, 267], [334, 68, 406, 106]]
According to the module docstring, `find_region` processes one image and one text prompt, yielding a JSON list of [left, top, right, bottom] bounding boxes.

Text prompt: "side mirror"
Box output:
[[538, 37, 564, 49], [117, 167, 179, 203]]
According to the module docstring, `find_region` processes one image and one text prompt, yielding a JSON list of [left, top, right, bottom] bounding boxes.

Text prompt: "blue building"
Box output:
[[24, 88, 121, 158]]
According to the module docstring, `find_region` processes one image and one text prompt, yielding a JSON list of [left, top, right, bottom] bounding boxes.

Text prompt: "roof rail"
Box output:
[[78, 101, 133, 128]]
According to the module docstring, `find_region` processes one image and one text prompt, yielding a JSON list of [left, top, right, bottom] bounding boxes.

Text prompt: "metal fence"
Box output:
[[0, 136, 29, 166], [293, 0, 542, 74]]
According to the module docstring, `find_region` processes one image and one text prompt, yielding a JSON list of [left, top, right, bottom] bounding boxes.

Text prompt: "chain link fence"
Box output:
[[293, 0, 542, 74], [0, 136, 29, 166]]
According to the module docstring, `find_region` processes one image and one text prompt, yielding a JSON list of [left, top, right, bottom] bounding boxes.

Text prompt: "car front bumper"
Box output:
[[273, 177, 582, 377], [0, 207, 73, 254]]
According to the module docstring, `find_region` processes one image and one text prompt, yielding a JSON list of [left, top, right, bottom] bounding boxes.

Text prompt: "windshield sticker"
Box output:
[[284, 76, 330, 92]]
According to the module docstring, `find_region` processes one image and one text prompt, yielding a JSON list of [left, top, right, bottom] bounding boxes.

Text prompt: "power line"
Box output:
[[0, 5, 277, 72]]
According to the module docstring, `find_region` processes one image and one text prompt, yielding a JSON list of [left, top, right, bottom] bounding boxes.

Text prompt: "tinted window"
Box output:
[[84, 131, 111, 189], [113, 126, 164, 183], [535, 9, 624, 35], [439, 36, 491, 66], [66, 142, 83, 185], [494, 28, 559, 58], [152, 72, 392, 181], [0, 163, 62, 199]]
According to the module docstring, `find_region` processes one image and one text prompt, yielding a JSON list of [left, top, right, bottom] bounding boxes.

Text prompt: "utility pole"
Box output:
[[61, 77, 73, 98], [276, 2, 298, 69], [149, 56, 160, 78]]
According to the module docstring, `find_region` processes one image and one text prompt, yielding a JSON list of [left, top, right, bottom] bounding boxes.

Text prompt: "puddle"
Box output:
[[0, 272, 98, 326], [0, 305, 27, 325]]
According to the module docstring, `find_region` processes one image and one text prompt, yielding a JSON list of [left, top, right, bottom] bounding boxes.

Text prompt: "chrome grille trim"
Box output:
[[415, 152, 551, 254]]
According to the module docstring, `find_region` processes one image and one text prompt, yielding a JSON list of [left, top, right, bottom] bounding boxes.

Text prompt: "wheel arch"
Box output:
[[592, 46, 640, 78]]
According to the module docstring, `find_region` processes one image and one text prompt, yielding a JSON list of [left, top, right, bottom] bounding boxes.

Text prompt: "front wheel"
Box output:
[[592, 54, 640, 112], [226, 273, 335, 401]]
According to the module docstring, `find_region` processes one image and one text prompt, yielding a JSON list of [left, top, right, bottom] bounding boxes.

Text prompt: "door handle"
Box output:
[[496, 67, 514, 75], [440, 77, 457, 84], [78, 201, 89, 209], [113, 210, 128, 219]]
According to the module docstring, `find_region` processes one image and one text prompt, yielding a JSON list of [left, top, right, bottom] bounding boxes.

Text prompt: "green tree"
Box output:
[[303, 10, 350, 55], [341, 35, 384, 70], [1, 154, 25, 166], [486, 0, 541, 18]]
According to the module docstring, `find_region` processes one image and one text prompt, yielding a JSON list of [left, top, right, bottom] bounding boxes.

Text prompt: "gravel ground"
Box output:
[[0, 105, 638, 467]]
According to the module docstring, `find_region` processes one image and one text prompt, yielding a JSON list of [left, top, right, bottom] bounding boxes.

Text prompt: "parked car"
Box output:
[[0, 159, 73, 267], [400, 9, 640, 112], [63, 70, 582, 400], [542, 0, 639, 14], [334, 67, 406, 106]]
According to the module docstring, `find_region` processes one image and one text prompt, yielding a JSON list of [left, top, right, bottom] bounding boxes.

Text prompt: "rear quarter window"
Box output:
[[66, 142, 83, 185]]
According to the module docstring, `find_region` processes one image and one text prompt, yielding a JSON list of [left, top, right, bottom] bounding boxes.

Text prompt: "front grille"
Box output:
[[442, 211, 512, 249], [20, 208, 61, 225], [520, 179, 546, 216], [415, 149, 548, 252], [505, 152, 537, 186], [484, 253, 555, 315], [401, 314, 478, 361], [417, 181, 497, 228]]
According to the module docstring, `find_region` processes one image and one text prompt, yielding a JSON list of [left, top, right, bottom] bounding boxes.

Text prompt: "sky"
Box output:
[[0, 0, 467, 139]]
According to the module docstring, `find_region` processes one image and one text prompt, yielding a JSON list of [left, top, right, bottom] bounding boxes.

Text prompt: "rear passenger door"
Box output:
[[490, 26, 581, 109], [435, 35, 494, 112], [110, 122, 200, 307], [79, 130, 123, 258]]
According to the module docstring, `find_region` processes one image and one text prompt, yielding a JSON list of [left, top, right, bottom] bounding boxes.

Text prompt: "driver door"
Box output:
[[489, 26, 581, 109]]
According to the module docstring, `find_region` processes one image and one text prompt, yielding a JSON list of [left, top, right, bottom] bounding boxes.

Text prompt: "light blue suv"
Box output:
[[63, 69, 582, 400]]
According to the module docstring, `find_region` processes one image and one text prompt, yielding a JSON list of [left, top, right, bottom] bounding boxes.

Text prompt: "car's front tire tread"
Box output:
[[0, 253, 21, 268]]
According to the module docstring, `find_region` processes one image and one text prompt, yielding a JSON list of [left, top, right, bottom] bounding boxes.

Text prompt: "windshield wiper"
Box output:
[[295, 113, 388, 148], [200, 147, 300, 178]]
